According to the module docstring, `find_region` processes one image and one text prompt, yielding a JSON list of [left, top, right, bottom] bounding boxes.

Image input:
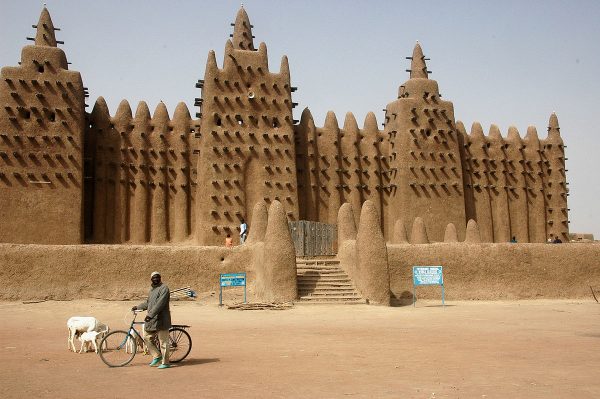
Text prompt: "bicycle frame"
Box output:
[[117, 311, 145, 351]]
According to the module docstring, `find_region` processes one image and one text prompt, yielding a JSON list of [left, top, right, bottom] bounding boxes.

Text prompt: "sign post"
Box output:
[[412, 266, 445, 307], [219, 272, 247, 306]]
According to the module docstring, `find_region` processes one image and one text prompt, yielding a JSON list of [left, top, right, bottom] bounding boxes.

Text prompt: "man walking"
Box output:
[[132, 271, 172, 369], [239, 219, 248, 244]]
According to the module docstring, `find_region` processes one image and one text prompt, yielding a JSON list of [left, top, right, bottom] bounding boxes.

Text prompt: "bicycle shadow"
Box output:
[[179, 357, 220, 366]]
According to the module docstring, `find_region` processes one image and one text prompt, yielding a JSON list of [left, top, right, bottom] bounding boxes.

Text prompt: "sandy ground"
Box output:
[[1, 298, 600, 399]]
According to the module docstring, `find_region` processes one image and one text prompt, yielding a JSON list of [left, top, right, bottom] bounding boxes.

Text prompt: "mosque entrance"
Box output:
[[288, 221, 337, 257]]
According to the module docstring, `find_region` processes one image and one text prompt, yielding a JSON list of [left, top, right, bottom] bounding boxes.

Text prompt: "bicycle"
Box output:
[[98, 310, 192, 367]]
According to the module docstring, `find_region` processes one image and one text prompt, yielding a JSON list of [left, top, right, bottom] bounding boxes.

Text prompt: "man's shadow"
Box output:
[[179, 358, 220, 366]]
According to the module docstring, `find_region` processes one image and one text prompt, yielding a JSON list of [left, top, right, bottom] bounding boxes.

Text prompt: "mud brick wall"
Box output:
[[86, 99, 197, 243], [195, 8, 299, 245], [0, 9, 86, 244], [295, 110, 385, 229], [382, 43, 466, 241], [0, 7, 570, 245]]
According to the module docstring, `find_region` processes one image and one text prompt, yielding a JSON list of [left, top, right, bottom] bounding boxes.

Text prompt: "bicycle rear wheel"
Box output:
[[99, 330, 136, 367], [168, 327, 192, 363]]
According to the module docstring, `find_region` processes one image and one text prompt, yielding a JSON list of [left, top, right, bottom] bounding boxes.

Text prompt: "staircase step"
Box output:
[[297, 295, 365, 302], [296, 259, 339, 263], [297, 269, 346, 273], [298, 278, 352, 284], [298, 285, 356, 292], [299, 291, 360, 297], [296, 259, 363, 304], [298, 282, 354, 288], [296, 266, 342, 272]]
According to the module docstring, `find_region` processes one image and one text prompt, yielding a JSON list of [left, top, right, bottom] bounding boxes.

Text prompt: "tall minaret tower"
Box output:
[[195, 7, 298, 245], [0, 7, 86, 244], [543, 113, 569, 242], [383, 43, 466, 241]]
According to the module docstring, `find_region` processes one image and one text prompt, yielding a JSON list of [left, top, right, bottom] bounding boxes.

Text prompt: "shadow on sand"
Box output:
[[179, 357, 220, 366]]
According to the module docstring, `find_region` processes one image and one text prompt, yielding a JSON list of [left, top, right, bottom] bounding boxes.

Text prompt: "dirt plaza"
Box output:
[[1, 298, 599, 399]]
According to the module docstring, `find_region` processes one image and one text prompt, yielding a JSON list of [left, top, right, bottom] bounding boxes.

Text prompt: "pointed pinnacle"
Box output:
[[409, 42, 428, 79], [35, 7, 57, 47], [232, 6, 254, 50]]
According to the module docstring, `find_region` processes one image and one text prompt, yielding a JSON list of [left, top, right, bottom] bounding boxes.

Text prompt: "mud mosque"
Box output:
[[4, 6, 599, 307], [0, 6, 569, 247]]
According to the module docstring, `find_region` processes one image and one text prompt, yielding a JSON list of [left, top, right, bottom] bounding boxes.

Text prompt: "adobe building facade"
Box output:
[[0, 7, 570, 246]]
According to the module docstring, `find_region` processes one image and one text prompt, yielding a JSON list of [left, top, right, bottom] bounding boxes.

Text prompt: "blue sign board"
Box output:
[[412, 266, 445, 307], [413, 266, 444, 286], [220, 273, 246, 287], [219, 272, 247, 305]]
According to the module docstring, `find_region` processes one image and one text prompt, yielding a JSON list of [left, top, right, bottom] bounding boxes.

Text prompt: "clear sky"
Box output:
[[2, 0, 599, 236]]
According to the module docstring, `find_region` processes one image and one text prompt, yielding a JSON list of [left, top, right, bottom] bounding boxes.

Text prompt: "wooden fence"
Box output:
[[288, 221, 337, 257]]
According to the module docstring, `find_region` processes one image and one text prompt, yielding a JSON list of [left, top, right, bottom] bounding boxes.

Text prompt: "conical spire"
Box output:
[[409, 42, 428, 79], [343, 112, 359, 132], [299, 107, 316, 131], [173, 102, 191, 121], [152, 102, 170, 127], [205, 50, 218, 76], [546, 112, 563, 145], [232, 6, 254, 50], [115, 99, 132, 120], [363, 112, 378, 132], [172, 102, 191, 133], [470, 122, 485, 139], [279, 55, 290, 79], [506, 126, 522, 142], [488, 124, 502, 141], [443, 223, 458, 243], [455, 120, 468, 139], [35, 7, 57, 47], [113, 99, 132, 129], [547, 112, 561, 138], [134, 101, 151, 125], [324, 111, 339, 130], [524, 126, 539, 141], [90, 97, 110, 127]]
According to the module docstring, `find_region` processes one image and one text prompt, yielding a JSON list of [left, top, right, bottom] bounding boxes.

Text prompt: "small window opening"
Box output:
[[38, 65, 44, 73], [19, 109, 31, 119]]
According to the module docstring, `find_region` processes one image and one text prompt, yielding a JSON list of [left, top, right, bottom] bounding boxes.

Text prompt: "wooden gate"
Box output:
[[288, 221, 337, 257]]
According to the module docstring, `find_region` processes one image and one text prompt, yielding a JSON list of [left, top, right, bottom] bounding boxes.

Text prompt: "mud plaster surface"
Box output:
[[1, 299, 600, 398]]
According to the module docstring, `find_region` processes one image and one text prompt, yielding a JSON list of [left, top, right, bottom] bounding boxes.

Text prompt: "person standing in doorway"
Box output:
[[131, 271, 172, 369], [239, 219, 248, 244]]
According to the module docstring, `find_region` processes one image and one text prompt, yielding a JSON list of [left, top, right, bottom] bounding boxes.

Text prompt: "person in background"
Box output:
[[239, 219, 248, 244], [553, 237, 563, 244], [131, 271, 171, 369], [225, 233, 233, 248], [510, 236, 517, 243]]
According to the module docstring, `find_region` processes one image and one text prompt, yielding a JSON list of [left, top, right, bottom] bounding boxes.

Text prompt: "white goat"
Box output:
[[78, 331, 99, 353], [66, 316, 109, 352]]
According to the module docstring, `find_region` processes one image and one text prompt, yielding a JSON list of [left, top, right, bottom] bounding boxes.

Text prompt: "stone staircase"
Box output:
[[296, 258, 365, 304]]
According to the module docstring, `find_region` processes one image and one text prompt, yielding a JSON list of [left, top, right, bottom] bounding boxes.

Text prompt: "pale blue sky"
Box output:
[[1, 0, 599, 236]]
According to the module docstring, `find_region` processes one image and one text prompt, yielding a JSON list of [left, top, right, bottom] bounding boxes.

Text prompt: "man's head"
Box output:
[[150, 271, 161, 285]]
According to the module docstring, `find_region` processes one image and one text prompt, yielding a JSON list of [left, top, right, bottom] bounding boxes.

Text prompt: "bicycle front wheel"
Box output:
[[168, 327, 192, 363], [99, 330, 136, 367]]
